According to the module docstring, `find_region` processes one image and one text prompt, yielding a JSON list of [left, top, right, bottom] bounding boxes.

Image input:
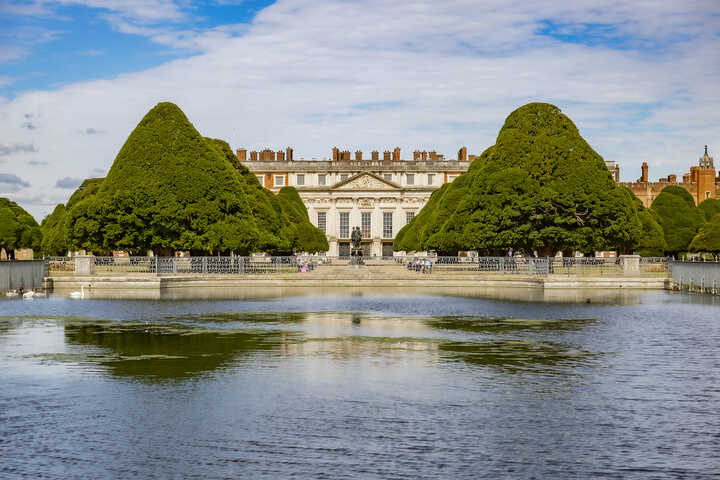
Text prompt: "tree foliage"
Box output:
[[698, 197, 720, 222], [689, 213, 720, 253], [40, 178, 103, 255], [650, 186, 704, 255], [0, 197, 42, 256], [276, 187, 329, 253], [394, 103, 643, 255], [56, 102, 324, 255]]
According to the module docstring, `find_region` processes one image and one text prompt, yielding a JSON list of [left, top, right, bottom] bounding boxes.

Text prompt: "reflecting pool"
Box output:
[[1, 288, 719, 478]]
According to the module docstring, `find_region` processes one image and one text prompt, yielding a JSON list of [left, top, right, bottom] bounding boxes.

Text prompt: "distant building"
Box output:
[[621, 146, 718, 207], [239, 146, 471, 256]]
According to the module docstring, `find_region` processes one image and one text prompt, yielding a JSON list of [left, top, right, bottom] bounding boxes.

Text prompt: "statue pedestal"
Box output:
[[618, 255, 640, 273], [75, 255, 95, 275]]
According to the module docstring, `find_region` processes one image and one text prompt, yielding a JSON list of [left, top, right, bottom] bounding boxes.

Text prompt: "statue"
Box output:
[[350, 226, 364, 265]]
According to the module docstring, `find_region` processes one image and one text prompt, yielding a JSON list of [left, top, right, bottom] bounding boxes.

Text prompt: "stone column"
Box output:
[[328, 237, 339, 257], [618, 255, 640, 273], [372, 236, 382, 257], [75, 255, 95, 275]]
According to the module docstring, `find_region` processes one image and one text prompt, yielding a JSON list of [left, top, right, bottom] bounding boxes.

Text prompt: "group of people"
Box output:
[[296, 259, 316, 273], [407, 257, 433, 274]]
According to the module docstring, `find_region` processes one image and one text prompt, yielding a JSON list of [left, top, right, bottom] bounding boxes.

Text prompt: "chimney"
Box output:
[[641, 162, 648, 182], [383, 151, 391, 162], [393, 147, 401, 162], [668, 174, 677, 184], [421, 151, 428, 162], [429, 150, 437, 161], [332, 147, 339, 162], [355, 150, 362, 161], [276, 150, 285, 162], [413, 150, 421, 162], [250, 151, 258, 162], [372, 150, 379, 161], [236, 149, 247, 162], [614, 164, 620, 183], [458, 146, 467, 162], [286, 147, 293, 162], [342, 150, 350, 162]]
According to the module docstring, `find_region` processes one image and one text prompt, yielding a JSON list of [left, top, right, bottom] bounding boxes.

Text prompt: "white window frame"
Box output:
[[427, 174, 434, 185], [318, 174, 326, 186], [273, 175, 285, 187], [383, 212, 393, 239], [317, 211, 327, 233], [256, 175, 265, 187], [406, 173, 414, 185], [384, 173, 392, 182], [296, 174, 305, 186]]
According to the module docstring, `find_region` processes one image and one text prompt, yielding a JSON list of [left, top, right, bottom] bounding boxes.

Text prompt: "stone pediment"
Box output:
[[332, 172, 400, 191]]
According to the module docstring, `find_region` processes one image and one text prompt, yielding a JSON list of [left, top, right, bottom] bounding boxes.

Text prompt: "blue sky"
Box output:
[[1, 1, 274, 97], [1, 0, 719, 219]]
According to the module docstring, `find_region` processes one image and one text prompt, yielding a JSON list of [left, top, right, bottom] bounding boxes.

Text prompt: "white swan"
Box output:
[[5, 289, 19, 297], [22, 290, 35, 300], [70, 285, 85, 299]]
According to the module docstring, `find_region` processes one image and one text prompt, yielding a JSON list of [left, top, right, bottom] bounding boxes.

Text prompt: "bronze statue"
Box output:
[[351, 226, 362, 250]]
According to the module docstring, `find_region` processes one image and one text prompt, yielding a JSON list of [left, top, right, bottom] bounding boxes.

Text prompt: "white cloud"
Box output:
[[1, 0, 719, 220]]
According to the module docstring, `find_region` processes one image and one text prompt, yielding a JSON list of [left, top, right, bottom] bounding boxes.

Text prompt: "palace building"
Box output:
[[238, 146, 472, 256], [621, 146, 718, 207]]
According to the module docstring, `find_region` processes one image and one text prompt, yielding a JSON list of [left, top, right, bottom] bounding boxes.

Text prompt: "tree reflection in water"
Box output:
[[64, 320, 303, 382]]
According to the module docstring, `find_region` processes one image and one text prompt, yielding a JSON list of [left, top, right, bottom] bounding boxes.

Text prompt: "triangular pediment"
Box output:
[[332, 172, 401, 191]]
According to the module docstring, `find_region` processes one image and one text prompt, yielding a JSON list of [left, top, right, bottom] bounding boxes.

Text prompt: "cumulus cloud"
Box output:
[[0, 173, 31, 192], [0, 143, 37, 156], [1, 0, 719, 221], [55, 177, 84, 189]]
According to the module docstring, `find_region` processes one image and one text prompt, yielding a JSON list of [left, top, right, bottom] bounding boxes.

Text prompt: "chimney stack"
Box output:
[[236, 149, 247, 162]]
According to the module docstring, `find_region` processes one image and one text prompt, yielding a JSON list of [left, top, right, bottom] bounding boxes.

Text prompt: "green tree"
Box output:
[[650, 186, 704, 255], [61, 102, 318, 255], [0, 198, 42, 257], [395, 103, 643, 255], [635, 208, 668, 256], [698, 197, 720, 222], [689, 213, 720, 253], [276, 187, 329, 253], [40, 178, 104, 255]]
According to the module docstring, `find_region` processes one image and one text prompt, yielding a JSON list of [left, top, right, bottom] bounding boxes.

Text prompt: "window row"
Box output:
[[256, 173, 456, 188], [316, 211, 416, 239]]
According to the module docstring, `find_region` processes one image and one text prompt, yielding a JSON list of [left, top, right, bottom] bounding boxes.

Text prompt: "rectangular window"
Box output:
[[256, 175, 265, 187], [706, 192, 711, 199], [384, 173, 392, 182], [407, 173, 414, 185], [339, 212, 350, 239], [274, 175, 285, 187], [383, 212, 393, 238], [296, 174, 305, 186], [361, 212, 371, 238], [427, 174, 434, 185], [317, 212, 326, 233], [447, 174, 458, 183], [318, 174, 326, 186], [406, 211, 415, 225], [340, 174, 349, 181]]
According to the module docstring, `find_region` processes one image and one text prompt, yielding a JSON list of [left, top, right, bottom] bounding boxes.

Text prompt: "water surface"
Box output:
[[1, 288, 719, 478]]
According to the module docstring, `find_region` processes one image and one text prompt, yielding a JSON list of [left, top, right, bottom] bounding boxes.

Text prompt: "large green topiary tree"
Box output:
[[650, 186, 704, 255], [689, 213, 720, 253], [0, 197, 42, 257], [395, 103, 642, 255], [62, 102, 324, 255]]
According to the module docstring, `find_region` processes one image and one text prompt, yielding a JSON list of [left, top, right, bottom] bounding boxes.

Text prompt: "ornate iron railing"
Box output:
[[44, 255, 670, 277]]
